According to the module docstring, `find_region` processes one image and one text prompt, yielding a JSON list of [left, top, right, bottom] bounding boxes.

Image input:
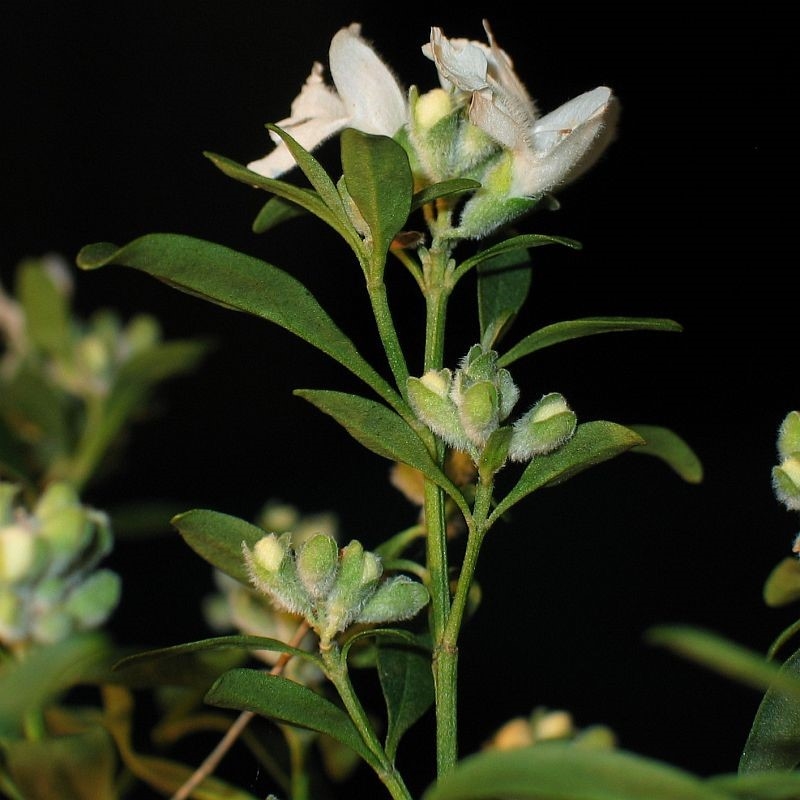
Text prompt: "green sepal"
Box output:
[[411, 178, 481, 211], [764, 558, 800, 607], [252, 195, 308, 233], [490, 421, 645, 521], [422, 741, 730, 800], [478, 426, 513, 481], [294, 389, 469, 517], [627, 424, 703, 484], [205, 667, 381, 769], [76, 234, 400, 410], [340, 129, 413, 273], [171, 508, 268, 585], [498, 316, 683, 368]]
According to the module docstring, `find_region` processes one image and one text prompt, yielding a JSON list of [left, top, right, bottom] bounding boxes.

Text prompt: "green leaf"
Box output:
[[76, 234, 399, 408], [294, 389, 468, 516], [0, 634, 111, 738], [474, 243, 534, 351], [0, 415, 32, 486], [422, 742, 730, 800], [252, 195, 308, 233], [206, 668, 380, 769], [709, 771, 800, 798], [627, 424, 703, 483], [205, 151, 359, 252], [411, 178, 481, 211], [464, 233, 581, 281], [491, 422, 645, 521], [15, 259, 70, 356], [764, 558, 800, 607], [3, 726, 117, 800], [646, 625, 800, 699], [498, 316, 683, 368], [740, 647, 800, 773], [171, 508, 268, 584], [101, 684, 258, 799], [377, 640, 434, 762], [340, 129, 413, 269], [113, 635, 322, 688]]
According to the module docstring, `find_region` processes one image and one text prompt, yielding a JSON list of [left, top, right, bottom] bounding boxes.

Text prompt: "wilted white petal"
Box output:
[[530, 87, 611, 153], [423, 28, 490, 92], [330, 23, 407, 136]]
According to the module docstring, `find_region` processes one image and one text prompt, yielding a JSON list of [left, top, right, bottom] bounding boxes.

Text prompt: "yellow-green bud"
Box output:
[[407, 372, 467, 451], [64, 569, 121, 629], [0, 525, 37, 583], [245, 533, 312, 617], [778, 411, 800, 460], [414, 88, 452, 131], [457, 380, 499, 446], [509, 393, 577, 462], [296, 534, 339, 600], [251, 534, 286, 573], [774, 457, 800, 511], [356, 576, 429, 624]]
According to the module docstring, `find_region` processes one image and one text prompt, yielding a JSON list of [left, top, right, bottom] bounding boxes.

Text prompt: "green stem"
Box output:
[[322, 645, 412, 800], [283, 727, 311, 800], [368, 278, 409, 396]]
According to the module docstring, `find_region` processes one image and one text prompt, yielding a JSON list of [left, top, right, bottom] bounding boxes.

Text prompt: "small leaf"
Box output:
[[171, 508, 268, 584], [252, 195, 308, 233], [490, 422, 644, 521], [411, 178, 481, 211], [206, 668, 380, 769], [76, 234, 399, 408], [340, 129, 413, 269], [627, 424, 703, 483], [709, 771, 800, 798], [422, 742, 730, 800], [740, 647, 800, 773], [378, 640, 434, 761], [764, 558, 800, 607], [498, 316, 683, 367], [0, 634, 111, 738], [464, 233, 582, 280], [647, 625, 800, 698], [476, 247, 532, 350], [295, 389, 468, 517], [15, 259, 71, 356], [4, 726, 117, 800]]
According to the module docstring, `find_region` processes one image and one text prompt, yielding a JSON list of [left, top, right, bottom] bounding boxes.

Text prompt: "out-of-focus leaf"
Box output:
[[15, 259, 70, 356], [709, 771, 800, 798], [411, 178, 481, 211], [627, 424, 703, 483], [764, 558, 800, 607], [477, 247, 532, 350]]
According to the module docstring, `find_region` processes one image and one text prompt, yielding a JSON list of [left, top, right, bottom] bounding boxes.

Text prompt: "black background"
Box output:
[[2, 3, 797, 797]]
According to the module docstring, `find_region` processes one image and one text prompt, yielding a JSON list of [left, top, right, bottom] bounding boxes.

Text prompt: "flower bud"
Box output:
[[296, 534, 339, 600], [244, 533, 312, 617], [508, 393, 577, 462], [64, 569, 121, 629], [355, 575, 429, 624], [407, 372, 467, 450], [457, 380, 499, 446], [774, 457, 800, 511], [0, 525, 38, 583], [778, 411, 800, 460]]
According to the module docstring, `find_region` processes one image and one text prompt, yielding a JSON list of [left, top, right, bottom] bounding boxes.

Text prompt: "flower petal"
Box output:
[[423, 28, 490, 92], [329, 23, 407, 136]]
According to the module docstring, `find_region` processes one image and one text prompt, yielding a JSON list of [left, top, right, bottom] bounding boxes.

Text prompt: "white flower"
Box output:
[[422, 20, 617, 199], [248, 23, 408, 178]]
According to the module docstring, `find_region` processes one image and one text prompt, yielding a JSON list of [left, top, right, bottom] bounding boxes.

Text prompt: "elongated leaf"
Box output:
[[740, 647, 800, 772], [101, 684, 258, 800], [411, 178, 481, 211], [498, 316, 683, 367], [628, 424, 703, 483], [377, 641, 434, 761], [111, 635, 320, 688], [341, 129, 413, 269], [294, 389, 468, 516], [171, 508, 267, 584], [76, 234, 398, 407], [709, 771, 800, 798], [206, 668, 379, 768], [252, 195, 308, 233], [490, 422, 644, 521], [4, 726, 117, 800], [764, 558, 800, 607], [205, 151, 358, 250], [0, 634, 111, 737], [422, 742, 730, 800], [462, 233, 582, 280], [477, 247, 532, 350], [16, 259, 70, 356], [647, 625, 800, 699]]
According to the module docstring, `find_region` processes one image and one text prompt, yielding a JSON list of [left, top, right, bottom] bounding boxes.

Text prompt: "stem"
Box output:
[[368, 278, 409, 395], [322, 645, 412, 800], [284, 727, 311, 800]]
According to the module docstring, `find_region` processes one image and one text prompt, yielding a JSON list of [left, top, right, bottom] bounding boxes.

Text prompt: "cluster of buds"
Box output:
[[0, 481, 120, 650], [0, 255, 162, 399], [205, 501, 339, 683], [407, 343, 576, 467], [243, 532, 429, 650]]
